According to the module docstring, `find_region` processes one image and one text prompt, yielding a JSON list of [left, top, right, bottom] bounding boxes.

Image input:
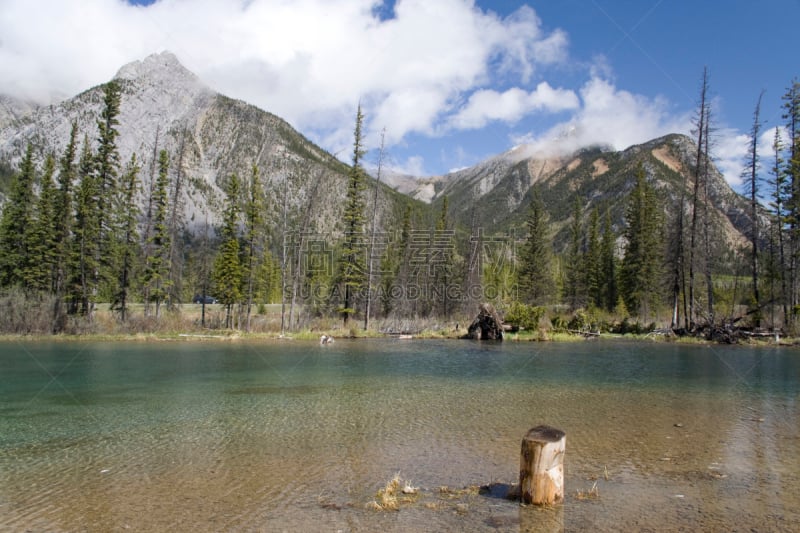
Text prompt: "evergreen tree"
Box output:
[[242, 164, 264, 332], [768, 127, 789, 325], [167, 130, 188, 304], [25, 155, 58, 293], [0, 144, 37, 287], [213, 173, 243, 328], [783, 78, 800, 314], [112, 154, 141, 321], [517, 189, 554, 305], [68, 137, 99, 316], [52, 123, 79, 330], [564, 196, 585, 309], [433, 196, 454, 317], [336, 105, 367, 326], [143, 150, 171, 317], [382, 203, 412, 317], [93, 80, 123, 296], [585, 208, 602, 308], [620, 164, 664, 319], [600, 211, 618, 312]]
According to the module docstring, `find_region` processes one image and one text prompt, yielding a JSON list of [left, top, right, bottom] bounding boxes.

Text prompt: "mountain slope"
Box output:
[[0, 51, 419, 236], [418, 134, 752, 251]]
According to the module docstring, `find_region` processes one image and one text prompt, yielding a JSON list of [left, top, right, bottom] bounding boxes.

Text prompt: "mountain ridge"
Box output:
[[0, 52, 753, 253]]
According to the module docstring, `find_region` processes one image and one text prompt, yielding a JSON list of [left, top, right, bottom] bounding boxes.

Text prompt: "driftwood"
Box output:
[[465, 303, 504, 340]]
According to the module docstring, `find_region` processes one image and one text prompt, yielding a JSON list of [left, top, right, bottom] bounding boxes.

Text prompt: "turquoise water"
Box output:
[[0, 339, 798, 531]]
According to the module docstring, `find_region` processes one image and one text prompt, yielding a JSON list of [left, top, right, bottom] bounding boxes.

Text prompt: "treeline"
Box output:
[[0, 75, 799, 336], [0, 81, 285, 333], [512, 73, 800, 336]]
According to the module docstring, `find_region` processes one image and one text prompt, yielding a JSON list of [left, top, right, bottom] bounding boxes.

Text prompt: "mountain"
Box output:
[[0, 51, 417, 235], [0, 51, 753, 256], [405, 133, 752, 251]]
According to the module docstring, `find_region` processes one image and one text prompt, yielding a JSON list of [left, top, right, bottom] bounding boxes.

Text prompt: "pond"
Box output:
[[0, 338, 798, 531]]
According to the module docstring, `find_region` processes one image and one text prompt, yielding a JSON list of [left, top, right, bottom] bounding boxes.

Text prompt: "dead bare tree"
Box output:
[[364, 130, 386, 331], [688, 67, 710, 330], [743, 91, 765, 327]]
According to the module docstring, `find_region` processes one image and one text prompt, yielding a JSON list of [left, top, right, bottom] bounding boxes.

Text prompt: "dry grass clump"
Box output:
[[366, 473, 419, 511], [575, 481, 600, 500], [436, 484, 480, 498]]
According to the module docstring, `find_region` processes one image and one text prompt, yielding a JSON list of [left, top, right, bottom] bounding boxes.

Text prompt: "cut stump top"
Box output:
[[524, 425, 566, 443]]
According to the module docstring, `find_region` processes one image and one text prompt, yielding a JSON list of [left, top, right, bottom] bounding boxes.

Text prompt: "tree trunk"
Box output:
[[519, 425, 566, 505]]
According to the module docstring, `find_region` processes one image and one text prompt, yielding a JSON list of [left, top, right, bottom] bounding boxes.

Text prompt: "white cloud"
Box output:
[[449, 83, 579, 130], [513, 77, 689, 156], [713, 130, 749, 188], [0, 0, 570, 155]]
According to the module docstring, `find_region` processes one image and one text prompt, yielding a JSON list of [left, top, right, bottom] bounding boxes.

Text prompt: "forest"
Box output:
[[0, 73, 799, 339]]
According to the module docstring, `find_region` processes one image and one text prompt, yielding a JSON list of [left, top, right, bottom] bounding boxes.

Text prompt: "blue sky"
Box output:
[[1, 0, 797, 188]]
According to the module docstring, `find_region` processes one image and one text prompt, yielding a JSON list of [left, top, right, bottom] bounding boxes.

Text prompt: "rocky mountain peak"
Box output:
[[115, 51, 197, 83]]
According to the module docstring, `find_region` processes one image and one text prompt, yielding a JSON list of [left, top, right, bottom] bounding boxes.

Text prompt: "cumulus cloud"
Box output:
[[512, 77, 690, 156], [0, 0, 571, 155], [449, 83, 579, 130]]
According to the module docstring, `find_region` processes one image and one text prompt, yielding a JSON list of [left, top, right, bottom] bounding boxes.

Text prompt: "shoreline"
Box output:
[[0, 329, 793, 347]]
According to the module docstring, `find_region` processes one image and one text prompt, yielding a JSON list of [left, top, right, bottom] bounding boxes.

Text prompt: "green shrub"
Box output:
[[504, 302, 546, 331]]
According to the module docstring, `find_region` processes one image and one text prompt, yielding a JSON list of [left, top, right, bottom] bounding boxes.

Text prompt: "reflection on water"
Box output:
[[0, 339, 798, 531]]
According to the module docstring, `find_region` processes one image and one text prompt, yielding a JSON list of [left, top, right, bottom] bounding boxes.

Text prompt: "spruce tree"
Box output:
[[564, 196, 585, 309], [0, 144, 37, 287], [600, 211, 617, 312], [620, 164, 663, 320], [336, 105, 368, 326], [25, 155, 58, 293], [112, 154, 141, 321], [242, 164, 264, 332], [93, 80, 123, 296], [69, 137, 100, 316], [213, 173, 243, 328], [517, 189, 553, 305], [52, 123, 79, 330], [143, 150, 171, 318], [585, 208, 602, 309], [783, 78, 800, 313], [433, 196, 454, 317]]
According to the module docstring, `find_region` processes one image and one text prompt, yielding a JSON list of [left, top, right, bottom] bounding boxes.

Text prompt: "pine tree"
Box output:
[[783, 78, 800, 314], [112, 154, 141, 321], [68, 137, 99, 316], [564, 196, 585, 309], [144, 150, 171, 318], [620, 164, 664, 319], [167, 130, 187, 304], [25, 155, 58, 293], [336, 105, 368, 326], [93, 80, 123, 296], [383, 204, 412, 317], [600, 211, 617, 312], [52, 123, 79, 330], [242, 164, 264, 332], [433, 196, 455, 317], [585, 208, 602, 309], [517, 189, 553, 305], [213, 173, 243, 328], [0, 144, 37, 288]]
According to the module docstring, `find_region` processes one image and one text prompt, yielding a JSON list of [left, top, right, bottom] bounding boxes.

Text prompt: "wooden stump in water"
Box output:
[[519, 425, 565, 505]]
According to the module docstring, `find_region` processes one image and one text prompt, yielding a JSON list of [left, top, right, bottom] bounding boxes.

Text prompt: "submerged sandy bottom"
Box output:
[[0, 339, 798, 531]]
